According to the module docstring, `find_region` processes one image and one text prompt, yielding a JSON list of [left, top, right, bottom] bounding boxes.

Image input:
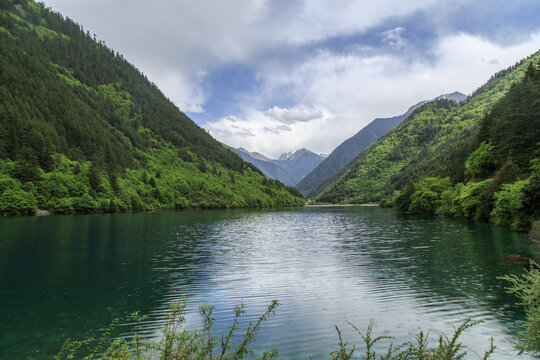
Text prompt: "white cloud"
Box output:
[[206, 32, 540, 157], [223, 115, 240, 123], [42, 0, 439, 112], [234, 128, 256, 138], [263, 125, 292, 134], [378, 27, 408, 49], [41, 0, 540, 156], [264, 106, 324, 124], [142, 68, 206, 113]]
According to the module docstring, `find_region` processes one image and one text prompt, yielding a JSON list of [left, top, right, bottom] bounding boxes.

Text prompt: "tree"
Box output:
[[464, 142, 497, 179]]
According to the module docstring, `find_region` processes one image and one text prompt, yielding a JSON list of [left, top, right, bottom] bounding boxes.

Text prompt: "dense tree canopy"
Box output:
[[314, 52, 539, 207], [0, 0, 304, 215], [384, 60, 540, 232]]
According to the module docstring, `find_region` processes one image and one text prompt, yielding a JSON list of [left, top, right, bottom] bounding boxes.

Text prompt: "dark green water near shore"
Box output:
[[0, 207, 536, 359]]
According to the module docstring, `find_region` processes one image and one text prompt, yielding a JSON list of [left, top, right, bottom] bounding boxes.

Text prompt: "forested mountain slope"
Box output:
[[0, 0, 304, 215], [297, 116, 405, 197], [315, 51, 540, 204], [298, 92, 466, 198], [387, 61, 540, 232]]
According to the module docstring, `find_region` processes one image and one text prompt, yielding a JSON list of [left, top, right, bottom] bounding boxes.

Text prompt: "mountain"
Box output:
[[238, 147, 272, 162], [0, 0, 304, 215], [235, 148, 296, 186], [386, 60, 540, 232], [273, 148, 326, 184], [234, 147, 325, 186], [433, 91, 468, 103], [297, 92, 467, 197], [314, 52, 539, 204]]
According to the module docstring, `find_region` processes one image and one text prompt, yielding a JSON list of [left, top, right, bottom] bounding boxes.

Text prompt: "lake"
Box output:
[[0, 206, 536, 359]]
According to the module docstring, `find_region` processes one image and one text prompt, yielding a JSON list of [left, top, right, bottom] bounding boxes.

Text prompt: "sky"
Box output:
[[41, 0, 540, 158]]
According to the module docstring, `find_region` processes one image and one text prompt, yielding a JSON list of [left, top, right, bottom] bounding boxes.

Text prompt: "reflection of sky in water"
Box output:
[[138, 208, 532, 359], [0, 207, 534, 359]]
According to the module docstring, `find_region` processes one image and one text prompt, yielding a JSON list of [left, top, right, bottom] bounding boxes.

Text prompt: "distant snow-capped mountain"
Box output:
[[234, 147, 326, 186]]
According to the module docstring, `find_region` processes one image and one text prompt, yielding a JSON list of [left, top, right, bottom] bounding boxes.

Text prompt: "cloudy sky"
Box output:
[[42, 0, 540, 158]]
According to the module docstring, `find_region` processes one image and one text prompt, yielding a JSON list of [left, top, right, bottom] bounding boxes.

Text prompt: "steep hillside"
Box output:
[[315, 51, 539, 204], [298, 92, 466, 198], [297, 116, 405, 197], [387, 61, 540, 232], [0, 0, 304, 215]]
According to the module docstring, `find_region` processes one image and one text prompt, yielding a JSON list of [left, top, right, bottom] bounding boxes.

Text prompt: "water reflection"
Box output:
[[0, 207, 534, 359]]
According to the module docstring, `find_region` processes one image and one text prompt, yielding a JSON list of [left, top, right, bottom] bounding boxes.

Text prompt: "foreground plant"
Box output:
[[56, 299, 497, 360], [501, 261, 540, 354], [56, 299, 280, 360], [331, 318, 495, 360]]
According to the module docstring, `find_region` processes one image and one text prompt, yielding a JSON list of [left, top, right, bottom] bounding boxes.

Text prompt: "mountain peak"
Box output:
[[235, 146, 325, 185], [403, 92, 467, 118], [278, 152, 294, 161], [279, 148, 317, 161], [237, 147, 272, 162], [434, 91, 468, 103]]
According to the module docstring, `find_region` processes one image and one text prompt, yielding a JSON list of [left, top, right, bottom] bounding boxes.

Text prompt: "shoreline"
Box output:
[[305, 203, 379, 207]]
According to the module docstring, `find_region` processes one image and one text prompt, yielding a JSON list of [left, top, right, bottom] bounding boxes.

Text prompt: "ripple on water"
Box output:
[[0, 207, 533, 359]]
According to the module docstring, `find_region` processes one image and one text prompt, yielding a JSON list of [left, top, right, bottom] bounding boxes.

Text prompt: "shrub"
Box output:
[[53, 197, 75, 214], [56, 299, 280, 360], [0, 188, 37, 215], [409, 177, 451, 215], [56, 300, 497, 360], [410, 189, 440, 214], [530, 220, 540, 241], [501, 261, 540, 354], [465, 142, 497, 178], [475, 160, 521, 222], [450, 180, 492, 218], [516, 158, 540, 232], [393, 183, 415, 212], [436, 186, 461, 217], [491, 180, 528, 229], [332, 319, 494, 360], [379, 195, 393, 208], [73, 193, 99, 213]]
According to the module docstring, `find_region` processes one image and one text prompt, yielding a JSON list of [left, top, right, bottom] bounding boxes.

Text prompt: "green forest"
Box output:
[[382, 61, 540, 232], [314, 51, 540, 233], [0, 0, 304, 215]]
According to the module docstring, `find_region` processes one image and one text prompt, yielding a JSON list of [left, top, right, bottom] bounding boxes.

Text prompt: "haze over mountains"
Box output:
[[234, 147, 326, 186]]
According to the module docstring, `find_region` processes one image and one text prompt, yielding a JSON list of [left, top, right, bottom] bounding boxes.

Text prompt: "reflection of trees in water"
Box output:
[[331, 208, 529, 323], [0, 210, 245, 358]]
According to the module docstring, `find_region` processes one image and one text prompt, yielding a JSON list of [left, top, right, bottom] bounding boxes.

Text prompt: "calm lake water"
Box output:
[[0, 206, 537, 359]]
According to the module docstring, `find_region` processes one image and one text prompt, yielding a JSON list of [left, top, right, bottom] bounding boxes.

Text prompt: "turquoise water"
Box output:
[[0, 206, 536, 359]]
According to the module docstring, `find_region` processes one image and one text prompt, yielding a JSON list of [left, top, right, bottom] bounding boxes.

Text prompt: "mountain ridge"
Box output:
[[234, 147, 325, 186], [383, 60, 540, 233], [297, 92, 467, 197], [234, 147, 297, 186], [313, 53, 538, 204], [0, 0, 304, 215]]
